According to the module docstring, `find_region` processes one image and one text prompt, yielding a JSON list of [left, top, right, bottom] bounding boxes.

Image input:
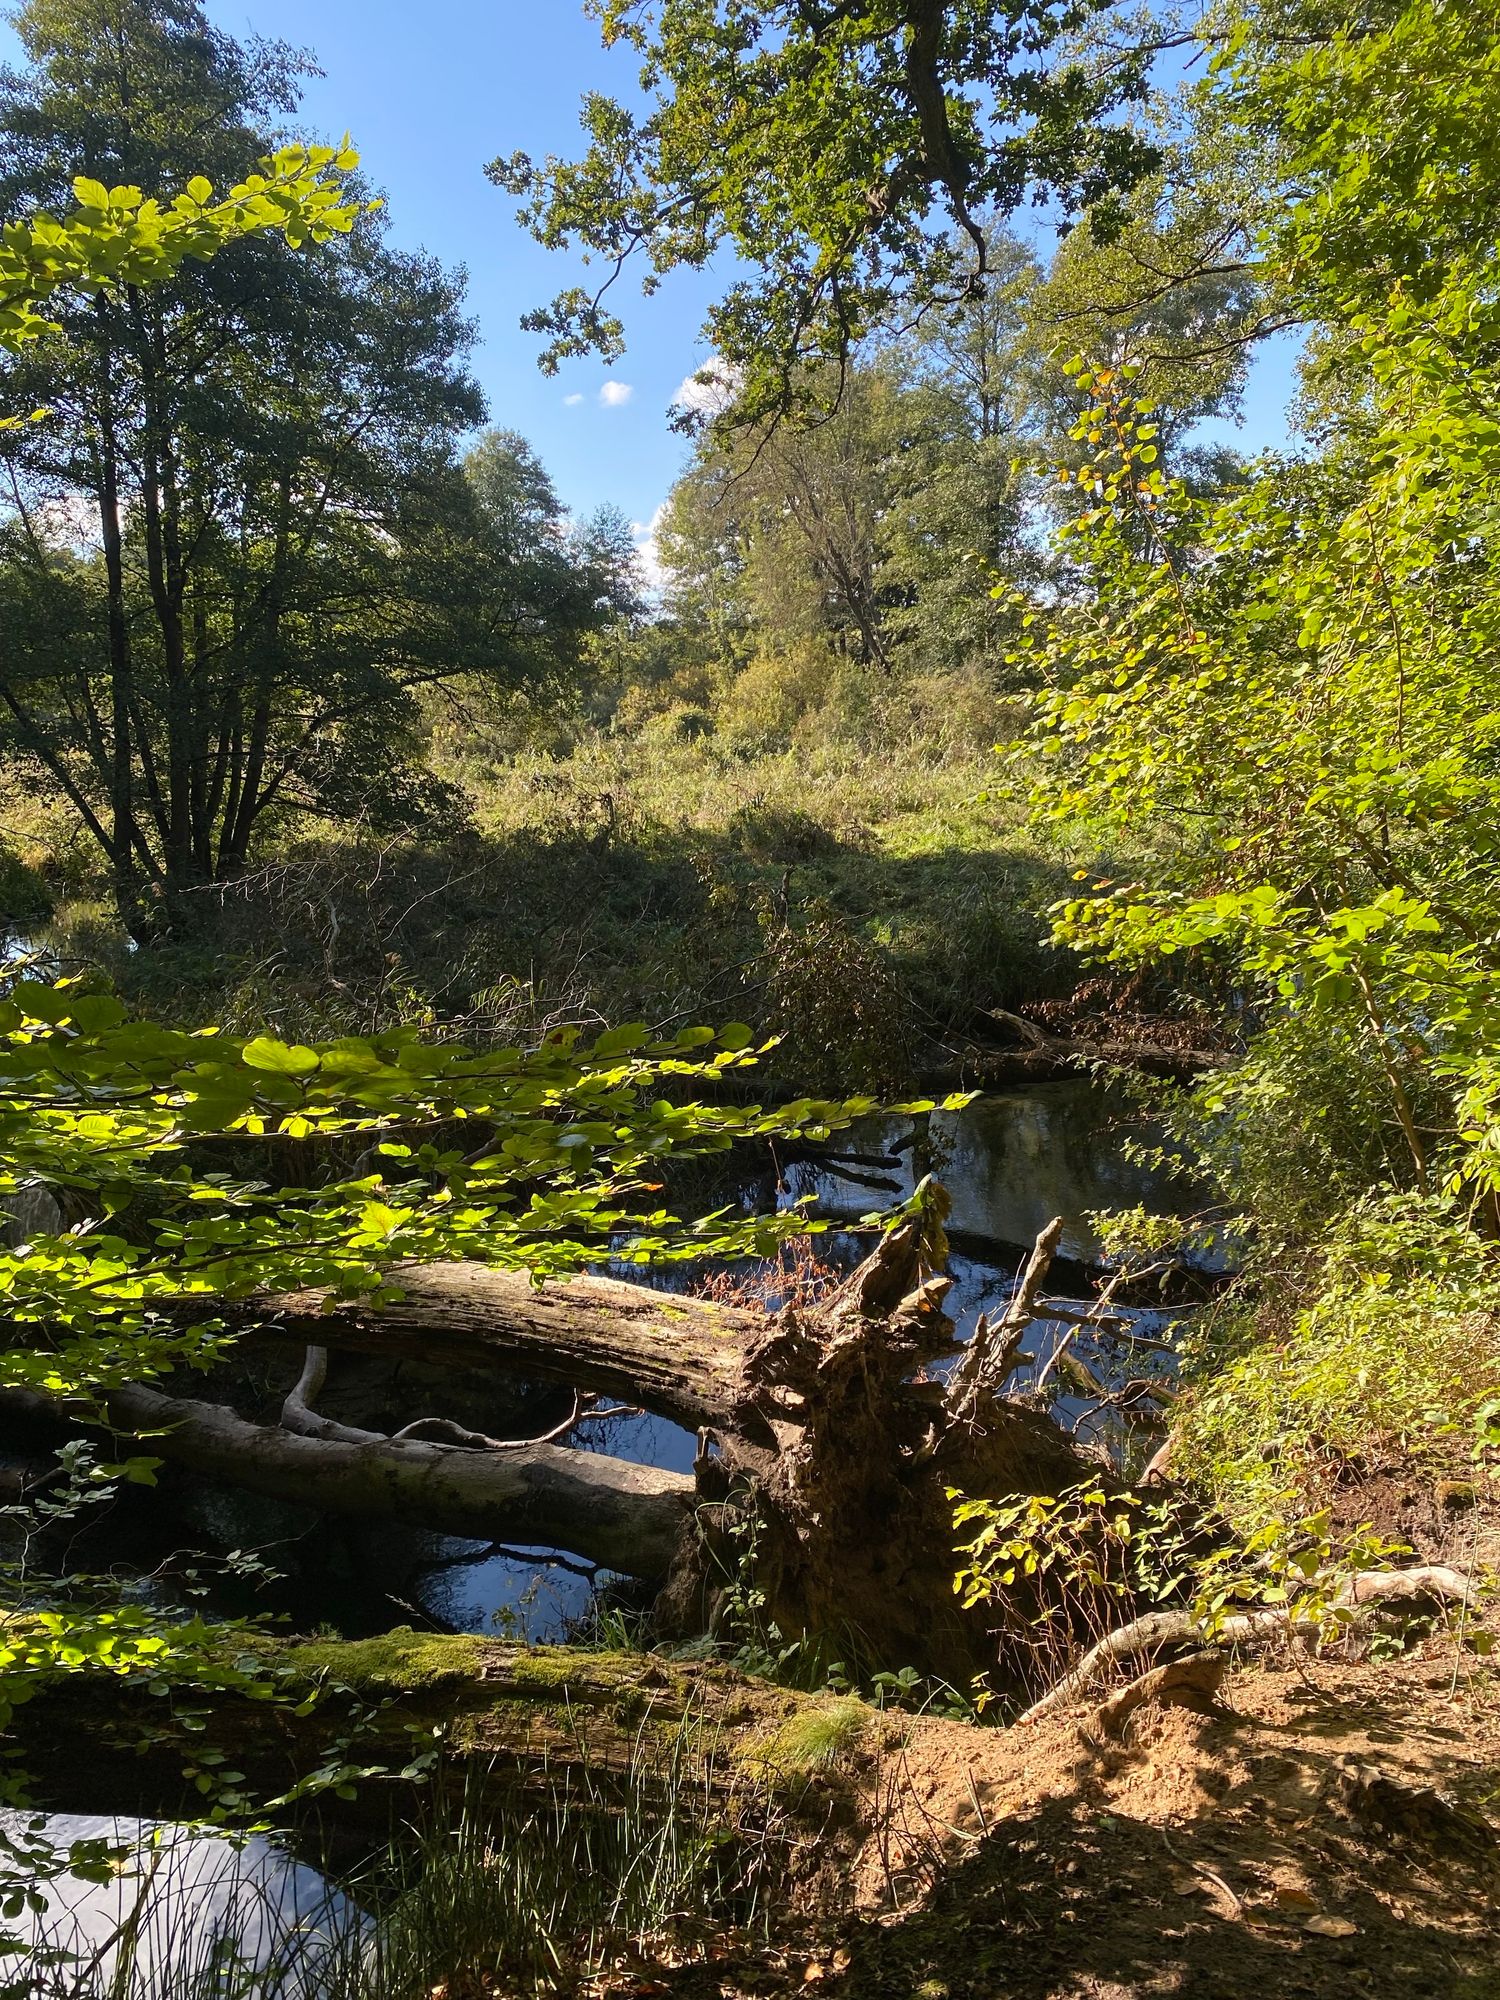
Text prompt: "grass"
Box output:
[[1, 725, 1107, 1088], [748, 1695, 871, 1775], [11, 1708, 790, 1999]]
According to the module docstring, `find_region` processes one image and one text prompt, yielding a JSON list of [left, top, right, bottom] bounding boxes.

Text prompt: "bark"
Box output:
[[261, 1266, 762, 1432]]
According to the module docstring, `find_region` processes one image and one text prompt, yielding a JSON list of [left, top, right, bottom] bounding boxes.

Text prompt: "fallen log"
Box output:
[[261, 1265, 757, 1432], [0, 1381, 691, 1577], [6, 1197, 1100, 1683], [9, 1629, 888, 1843]]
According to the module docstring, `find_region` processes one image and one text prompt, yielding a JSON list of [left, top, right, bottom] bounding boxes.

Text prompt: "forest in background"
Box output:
[[0, 1, 1499, 1994]]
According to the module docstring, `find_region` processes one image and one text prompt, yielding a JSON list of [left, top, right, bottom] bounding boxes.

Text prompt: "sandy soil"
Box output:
[[644, 1633, 1500, 2000]]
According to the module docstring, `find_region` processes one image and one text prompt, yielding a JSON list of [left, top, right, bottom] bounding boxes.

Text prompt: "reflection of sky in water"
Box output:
[[793, 1084, 1222, 1267], [416, 1543, 608, 1640]]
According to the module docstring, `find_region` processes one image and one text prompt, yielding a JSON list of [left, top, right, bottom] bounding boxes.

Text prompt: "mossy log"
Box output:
[[12, 1630, 889, 1853]]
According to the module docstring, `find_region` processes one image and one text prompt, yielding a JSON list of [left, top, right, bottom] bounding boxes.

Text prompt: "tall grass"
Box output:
[[9, 1710, 788, 2000]]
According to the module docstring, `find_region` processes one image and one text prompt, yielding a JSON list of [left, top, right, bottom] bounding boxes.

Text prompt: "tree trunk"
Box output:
[[0, 1380, 690, 1578]]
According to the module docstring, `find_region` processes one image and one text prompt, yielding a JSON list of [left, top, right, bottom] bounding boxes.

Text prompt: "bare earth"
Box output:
[[640, 1638, 1500, 2000]]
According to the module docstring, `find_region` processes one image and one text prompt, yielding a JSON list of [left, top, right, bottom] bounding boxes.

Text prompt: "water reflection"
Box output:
[[795, 1082, 1207, 1263]]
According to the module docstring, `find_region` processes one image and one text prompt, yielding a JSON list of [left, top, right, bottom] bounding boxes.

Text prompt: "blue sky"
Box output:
[[0, 2, 1301, 551]]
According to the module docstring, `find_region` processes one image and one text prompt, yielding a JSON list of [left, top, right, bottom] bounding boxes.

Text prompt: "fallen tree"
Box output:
[[0, 1379, 692, 1576], [12, 996, 1447, 1704], [8, 1199, 1091, 1684]]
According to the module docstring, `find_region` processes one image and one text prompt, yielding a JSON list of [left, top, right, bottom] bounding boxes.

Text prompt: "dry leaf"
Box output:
[[1305, 1915, 1359, 1938], [1275, 1887, 1319, 1913]]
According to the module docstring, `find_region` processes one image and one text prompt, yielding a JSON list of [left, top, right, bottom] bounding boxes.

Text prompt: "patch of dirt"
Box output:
[[655, 1638, 1500, 1999], [1326, 1455, 1500, 1580], [834, 1642, 1500, 1999]]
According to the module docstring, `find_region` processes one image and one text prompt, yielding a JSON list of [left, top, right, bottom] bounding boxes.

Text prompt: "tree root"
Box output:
[[1089, 1651, 1228, 1740], [1020, 1566, 1477, 1724]]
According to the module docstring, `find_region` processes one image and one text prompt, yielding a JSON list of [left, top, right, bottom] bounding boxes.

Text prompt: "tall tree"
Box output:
[[493, 0, 1166, 426], [0, 0, 620, 916]]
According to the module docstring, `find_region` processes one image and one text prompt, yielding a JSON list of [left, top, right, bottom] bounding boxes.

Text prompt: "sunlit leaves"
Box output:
[[1009, 337, 1500, 1204], [495, 0, 1161, 426], [0, 995, 956, 1402], [0, 145, 367, 364]]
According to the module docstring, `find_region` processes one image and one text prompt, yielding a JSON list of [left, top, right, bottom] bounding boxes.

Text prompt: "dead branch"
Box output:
[[946, 1216, 1064, 1419]]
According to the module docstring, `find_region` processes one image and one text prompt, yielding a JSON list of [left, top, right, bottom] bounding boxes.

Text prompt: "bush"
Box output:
[[0, 843, 52, 927], [718, 641, 833, 752], [1172, 1193, 1500, 1526]]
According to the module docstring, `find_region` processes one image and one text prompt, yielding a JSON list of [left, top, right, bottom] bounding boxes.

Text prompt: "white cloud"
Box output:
[[631, 501, 669, 597], [672, 360, 740, 418], [598, 380, 634, 408], [563, 392, 584, 407]]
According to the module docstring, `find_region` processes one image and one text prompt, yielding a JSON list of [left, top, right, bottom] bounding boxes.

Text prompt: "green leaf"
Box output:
[[241, 1038, 320, 1077]]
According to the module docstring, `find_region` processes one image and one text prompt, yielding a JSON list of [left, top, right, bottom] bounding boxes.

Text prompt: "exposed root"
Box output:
[[1019, 1566, 1477, 1724], [1089, 1650, 1228, 1740]]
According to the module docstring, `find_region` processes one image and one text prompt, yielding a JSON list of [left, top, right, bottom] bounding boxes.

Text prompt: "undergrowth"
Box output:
[[3, 732, 1105, 1088], [12, 1714, 788, 2000], [1171, 1195, 1500, 1530]]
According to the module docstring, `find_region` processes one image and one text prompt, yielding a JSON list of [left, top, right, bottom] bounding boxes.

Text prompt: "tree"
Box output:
[[676, 366, 899, 670], [464, 426, 642, 643], [493, 0, 1166, 425], [1225, 0, 1500, 321], [0, 0, 624, 916]]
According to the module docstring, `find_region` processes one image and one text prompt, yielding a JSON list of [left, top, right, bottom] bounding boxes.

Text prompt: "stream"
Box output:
[[3, 1077, 1207, 1990]]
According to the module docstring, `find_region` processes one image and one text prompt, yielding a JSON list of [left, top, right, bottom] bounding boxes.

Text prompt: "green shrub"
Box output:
[[1173, 1194, 1500, 1526]]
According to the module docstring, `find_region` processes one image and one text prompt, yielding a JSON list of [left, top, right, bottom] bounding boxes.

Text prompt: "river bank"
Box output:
[[0, 738, 1220, 1095], [11, 1619, 1499, 1999]]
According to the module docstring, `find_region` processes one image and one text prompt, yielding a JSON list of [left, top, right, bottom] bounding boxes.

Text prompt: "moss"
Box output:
[[746, 1694, 871, 1775], [504, 1646, 668, 1695], [278, 1628, 487, 1696]]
